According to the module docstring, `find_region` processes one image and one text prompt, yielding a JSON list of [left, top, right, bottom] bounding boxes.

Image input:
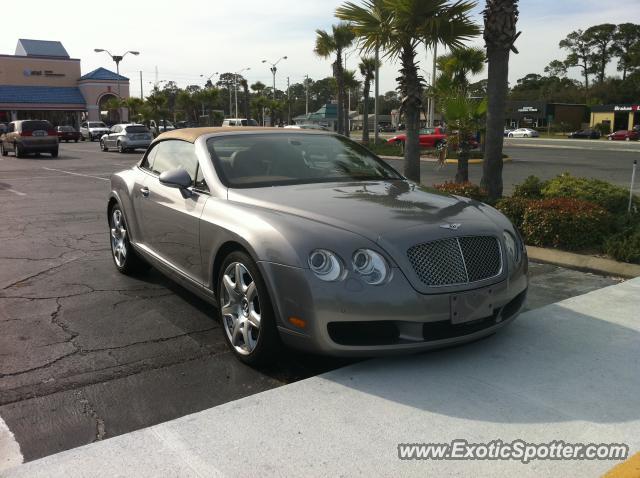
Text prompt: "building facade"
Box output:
[[590, 104, 639, 133], [0, 39, 129, 127], [504, 101, 588, 130]]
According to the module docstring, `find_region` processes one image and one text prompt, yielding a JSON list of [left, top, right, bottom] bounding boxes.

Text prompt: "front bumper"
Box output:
[[259, 259, 529, 357]]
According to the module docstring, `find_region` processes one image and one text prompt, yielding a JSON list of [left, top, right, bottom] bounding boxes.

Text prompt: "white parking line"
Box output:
[[42, 167, 110, 181], [5, 188, 26, 196], [0, 416, 23, 471]]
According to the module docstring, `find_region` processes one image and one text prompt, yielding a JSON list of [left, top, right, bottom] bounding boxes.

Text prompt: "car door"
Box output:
[[105, 126, 118, 147], [137, 139, 208, 283]]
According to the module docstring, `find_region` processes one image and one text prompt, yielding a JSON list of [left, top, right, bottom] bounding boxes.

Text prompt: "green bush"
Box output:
[[495, 197, 530, 230], [364, 141, 403, 157], [541, 173, 637, 214], [605, 228, 640, 264], [512, 175, 546, 199], [520, 198, 612, 251], [432, 181, 488, 202], [593, 122, 611, 135]]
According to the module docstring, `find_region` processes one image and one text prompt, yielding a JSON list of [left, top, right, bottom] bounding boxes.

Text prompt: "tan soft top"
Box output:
[[154, 127, 326, 143]]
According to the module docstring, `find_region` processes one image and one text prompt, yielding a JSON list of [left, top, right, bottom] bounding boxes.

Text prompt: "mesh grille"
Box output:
[[407, 236, 501, 287]]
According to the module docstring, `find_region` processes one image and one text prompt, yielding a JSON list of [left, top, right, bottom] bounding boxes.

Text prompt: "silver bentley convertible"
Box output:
[[108, 128, 528, 365]]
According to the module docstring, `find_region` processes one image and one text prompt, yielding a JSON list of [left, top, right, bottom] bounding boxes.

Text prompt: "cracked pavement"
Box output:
[[0, 143, 623, 462]]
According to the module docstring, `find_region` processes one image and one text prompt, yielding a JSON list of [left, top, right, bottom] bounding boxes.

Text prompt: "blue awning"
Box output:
[[0, 85, 86, 105]]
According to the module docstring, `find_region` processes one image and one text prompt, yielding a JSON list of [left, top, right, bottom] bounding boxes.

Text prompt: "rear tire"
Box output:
[[50, 149, 58, 158], [100, 139, 108, 152], [508, 133, 513, 138], [0, 143, 7, 156], [109, 203, 149, 275], [15, 143, 23, 158], [217, 251, 280, 366]]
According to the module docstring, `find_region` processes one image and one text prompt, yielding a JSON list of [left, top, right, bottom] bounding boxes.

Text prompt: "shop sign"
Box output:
[[613, 105, 639, 112], [23, 69, 66, 77], [517, 106, 539, 113]]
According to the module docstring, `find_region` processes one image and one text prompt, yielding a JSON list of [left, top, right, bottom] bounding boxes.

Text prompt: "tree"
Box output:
[[251, 81, 266, 95], [359, 56, 380, 142], [481, 0, 520, 201], [559, 30, 596, 91], [314, 23, 355, 135], [612, 23, 640, 80], [123, 97, 144, 120], [240, 79, 250, 121], [342, 69, 360, 136], [436, 47, 486, 92], [442, 96, 487, 183], [582, 23, 617, 84], [544, 59, 568, 78], [337, 0, 479, 183]]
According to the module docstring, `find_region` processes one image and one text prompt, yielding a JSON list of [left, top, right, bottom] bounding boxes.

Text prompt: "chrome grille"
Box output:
[[407, 236, 502, 287]]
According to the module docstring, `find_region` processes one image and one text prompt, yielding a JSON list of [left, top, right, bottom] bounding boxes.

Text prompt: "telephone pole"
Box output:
[[287, 76, 291, 124], [305, 74, 309, 116]]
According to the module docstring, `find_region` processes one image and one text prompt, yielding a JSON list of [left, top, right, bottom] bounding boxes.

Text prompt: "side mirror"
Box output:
[[159, 168, 193, 190]]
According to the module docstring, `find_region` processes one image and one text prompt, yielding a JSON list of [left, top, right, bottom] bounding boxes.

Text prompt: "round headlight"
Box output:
[[309, 249, 344, 281], [352, 249, 390, 285], [503, 231, 521, 264]]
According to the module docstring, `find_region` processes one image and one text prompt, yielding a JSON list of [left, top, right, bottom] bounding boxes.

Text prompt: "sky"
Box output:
[[0, 0, 635, 98]]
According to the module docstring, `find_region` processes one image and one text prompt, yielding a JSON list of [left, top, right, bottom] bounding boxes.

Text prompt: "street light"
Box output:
[[234, 67, 250, 118], [261, 56, 287, 100], [94, 49, 139, 122], [200, 72, 219, 87]]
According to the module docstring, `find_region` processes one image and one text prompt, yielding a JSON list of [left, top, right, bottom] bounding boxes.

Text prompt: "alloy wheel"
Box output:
[[220, 262, 261, 355], [110, 208, 127, 267]]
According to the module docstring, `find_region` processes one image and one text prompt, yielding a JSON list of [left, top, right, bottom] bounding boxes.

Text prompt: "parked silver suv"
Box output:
[[100, 124, 153, 153], [80, 121, 110, 141]]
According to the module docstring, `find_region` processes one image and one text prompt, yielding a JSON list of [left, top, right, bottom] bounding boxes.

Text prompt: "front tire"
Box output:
[[0, 143, 6, 156], [100, 139, 108, 152], [15, 143, 23, 158], [109, 204, 148, 275], [508, 133, 514, 138], [117, 142, 125, 153], [217, 251, 280, 366]]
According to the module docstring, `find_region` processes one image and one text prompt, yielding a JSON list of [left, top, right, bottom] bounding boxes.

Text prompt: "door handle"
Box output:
[[140, 187, 149, 197]]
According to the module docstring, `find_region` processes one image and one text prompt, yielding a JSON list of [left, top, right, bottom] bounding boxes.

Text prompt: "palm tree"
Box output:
[[314, 23, 355, 135], [123, 97, 144, 121], [142, 93, 167, 136], [251, 81, 266, 96], [436, 47, 486, 92], [240, 79, 250, 121], [337, 0, 479, 183], [480, 0, 520, 201], [442, 96, 487, 183], [359, 56, 380, 143]]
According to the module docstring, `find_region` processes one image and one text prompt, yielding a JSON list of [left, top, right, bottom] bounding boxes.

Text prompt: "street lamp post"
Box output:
[[94, 49, 139, 122], [261, 56, 287, 100], [200, 72, 219, 87], [234, 67, 251, 119]]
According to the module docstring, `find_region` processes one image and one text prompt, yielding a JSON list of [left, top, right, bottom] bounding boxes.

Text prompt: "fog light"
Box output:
[[288, 316, 306, 329]]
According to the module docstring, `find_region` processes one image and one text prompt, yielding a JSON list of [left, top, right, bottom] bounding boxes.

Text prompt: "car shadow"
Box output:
[[314, 302, 640, 424]]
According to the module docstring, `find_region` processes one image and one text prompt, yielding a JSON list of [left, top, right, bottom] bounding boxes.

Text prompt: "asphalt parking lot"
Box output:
[[0, 141, 625, 462]]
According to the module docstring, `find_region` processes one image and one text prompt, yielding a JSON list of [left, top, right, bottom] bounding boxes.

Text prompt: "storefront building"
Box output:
[[590, 104, 639, 133], [0, 39, 130, 127], [504, 101, 588, 130]]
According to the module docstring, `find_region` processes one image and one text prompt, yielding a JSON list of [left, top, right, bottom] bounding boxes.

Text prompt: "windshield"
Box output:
[[58, 126, 75, 132], [89, 122, 107, 128], [208, 133, 402, 188]]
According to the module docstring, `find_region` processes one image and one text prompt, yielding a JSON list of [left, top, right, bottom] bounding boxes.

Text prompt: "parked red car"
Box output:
[[608, 130, 639, 141], [56, 125, 81, 143], [387, 127, 448, 148], [386, 127, 479, 149]]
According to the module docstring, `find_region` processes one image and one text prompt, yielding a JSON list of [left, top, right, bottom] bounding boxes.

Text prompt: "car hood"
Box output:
[[228, 180, 503, 244]]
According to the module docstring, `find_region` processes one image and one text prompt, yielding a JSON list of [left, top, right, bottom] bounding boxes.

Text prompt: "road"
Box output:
[[0, 140, 623, 463], [382, 136, 640, 194]]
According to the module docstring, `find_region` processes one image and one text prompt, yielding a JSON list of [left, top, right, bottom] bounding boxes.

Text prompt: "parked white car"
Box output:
[[149, 120, 175, 136], [507, 128, 539, 138], [80, 121, 110, 141], [221, 118, 259, 127]]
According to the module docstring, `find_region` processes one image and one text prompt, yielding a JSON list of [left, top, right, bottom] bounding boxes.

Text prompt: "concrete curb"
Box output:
[[378, 155, 512, 164], [526, 245, 640, 279]]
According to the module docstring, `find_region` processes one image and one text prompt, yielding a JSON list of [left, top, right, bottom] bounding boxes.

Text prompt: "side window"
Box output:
[[151, 140, 199, 183], [81, 122, 87, 129], [140, 143, 159, 171], [8, 123, 15, 133], [195, 165, 209, 192]]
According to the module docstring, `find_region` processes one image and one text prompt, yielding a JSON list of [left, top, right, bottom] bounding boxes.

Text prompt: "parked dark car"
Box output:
[[0, 120, 59, 157], [568, 129, 601, 139], [56, 125, 81, 142], [608, 130, 639, 141]]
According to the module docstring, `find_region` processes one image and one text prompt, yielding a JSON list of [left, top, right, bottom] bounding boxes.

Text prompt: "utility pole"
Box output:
[[305, 74, 309, 116], [374, 46, 380, 143], [287, 76, 291, 124], [139, 71, 143, 99]]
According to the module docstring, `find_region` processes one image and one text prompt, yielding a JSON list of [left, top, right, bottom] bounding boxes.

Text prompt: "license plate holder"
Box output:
[[33, 130, 46, 137], [450, 287, 495, 324]]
